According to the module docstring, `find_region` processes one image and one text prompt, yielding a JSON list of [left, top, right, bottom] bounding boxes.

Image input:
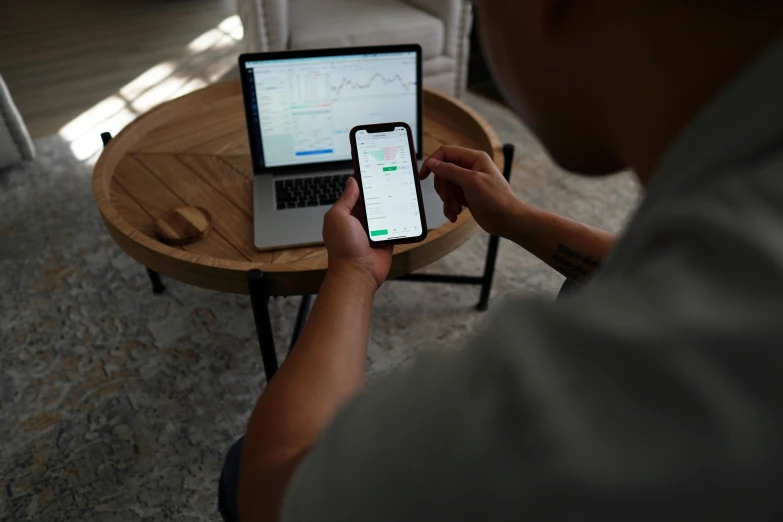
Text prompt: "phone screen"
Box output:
[[355, 127, 422, 242]]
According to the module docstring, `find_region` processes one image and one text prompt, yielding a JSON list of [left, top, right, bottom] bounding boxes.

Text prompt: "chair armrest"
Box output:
[[0, 74, 35, 170], [407, 0, 472, 96], [406, 0, 472, 58], [236, 0, 289, 52]]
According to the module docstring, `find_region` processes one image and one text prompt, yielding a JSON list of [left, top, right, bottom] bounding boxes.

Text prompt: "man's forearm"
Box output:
[[507, 204, 617, 282], [238, 266, 377, 522]]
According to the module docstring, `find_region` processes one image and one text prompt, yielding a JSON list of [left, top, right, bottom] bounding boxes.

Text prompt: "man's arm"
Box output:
[[238, 179, 392, 522], [505, 204, 617, 283], [421, 146, 616, 282]]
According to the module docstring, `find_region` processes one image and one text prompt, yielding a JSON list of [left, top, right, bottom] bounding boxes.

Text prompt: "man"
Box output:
[[221, 1, 783, 520]]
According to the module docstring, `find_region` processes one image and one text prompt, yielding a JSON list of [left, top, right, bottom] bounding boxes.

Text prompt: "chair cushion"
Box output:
[[289, 0, 445, 60]]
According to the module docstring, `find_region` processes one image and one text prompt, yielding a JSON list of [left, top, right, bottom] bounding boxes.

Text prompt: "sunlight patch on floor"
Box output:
[[59, 15, 244, 165], [119, 63, 177, 100]]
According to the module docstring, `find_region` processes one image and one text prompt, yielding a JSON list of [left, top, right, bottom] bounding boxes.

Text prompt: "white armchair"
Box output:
[[237, 0, 473, 96]]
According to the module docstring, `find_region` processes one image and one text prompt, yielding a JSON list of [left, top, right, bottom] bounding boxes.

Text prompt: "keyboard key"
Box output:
[[274, 175, 354, 208]]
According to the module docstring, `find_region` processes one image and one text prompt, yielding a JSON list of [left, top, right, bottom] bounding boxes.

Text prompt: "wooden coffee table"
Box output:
[[93, 80, 508, 380]]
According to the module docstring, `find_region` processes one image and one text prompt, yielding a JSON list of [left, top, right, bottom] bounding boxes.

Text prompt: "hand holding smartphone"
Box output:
[[349, 122, 428, 246]]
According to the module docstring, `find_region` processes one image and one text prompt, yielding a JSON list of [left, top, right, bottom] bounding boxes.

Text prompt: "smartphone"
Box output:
[[349, 122, 428, 246]]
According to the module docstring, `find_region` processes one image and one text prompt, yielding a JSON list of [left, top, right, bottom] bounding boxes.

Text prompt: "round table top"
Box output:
[[93, 80, 502, 296]]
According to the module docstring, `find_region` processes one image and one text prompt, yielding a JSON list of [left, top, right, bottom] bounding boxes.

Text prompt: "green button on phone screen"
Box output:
[[382, 166, 397, 172], [371, 229, 388, 237]]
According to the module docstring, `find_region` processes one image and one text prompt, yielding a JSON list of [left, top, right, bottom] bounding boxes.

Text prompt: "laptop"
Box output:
[[238, 44, 448, 250]]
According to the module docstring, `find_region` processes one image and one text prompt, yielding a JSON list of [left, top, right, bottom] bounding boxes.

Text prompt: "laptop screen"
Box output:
[[243, 51, 419, 169]]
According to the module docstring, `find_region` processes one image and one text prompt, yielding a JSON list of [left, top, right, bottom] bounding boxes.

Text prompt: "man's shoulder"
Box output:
[[284, 285, 783, 522], [601, 146, 783, 298]]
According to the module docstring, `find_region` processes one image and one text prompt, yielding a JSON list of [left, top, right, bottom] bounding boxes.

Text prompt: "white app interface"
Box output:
[[356, 128, 422, 241]]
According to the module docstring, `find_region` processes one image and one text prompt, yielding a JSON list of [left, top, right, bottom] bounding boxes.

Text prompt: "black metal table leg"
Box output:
[[476, 234, 501, 311], [146, 268, 166, 294], [102, 131, 166, 296], [476, 143, 515, 311], [289, 295, 313, 353], [247, 269, 279, 382]]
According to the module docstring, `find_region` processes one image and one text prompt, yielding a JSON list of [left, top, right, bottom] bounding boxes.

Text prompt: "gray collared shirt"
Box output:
[[283, 38, 783, 521]]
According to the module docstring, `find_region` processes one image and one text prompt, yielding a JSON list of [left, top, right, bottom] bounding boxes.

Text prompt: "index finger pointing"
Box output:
[[418, 145, 487, 180]]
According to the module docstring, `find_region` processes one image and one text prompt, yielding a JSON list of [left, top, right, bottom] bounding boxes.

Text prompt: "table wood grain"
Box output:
[[93, 80, 502, 296]]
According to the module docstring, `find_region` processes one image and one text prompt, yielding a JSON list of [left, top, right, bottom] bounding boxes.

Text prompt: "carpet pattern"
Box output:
[[0, 92, 640, 521]]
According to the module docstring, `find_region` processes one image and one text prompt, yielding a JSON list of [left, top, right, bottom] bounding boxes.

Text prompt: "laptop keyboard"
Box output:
[[275, 174, 352, 210]]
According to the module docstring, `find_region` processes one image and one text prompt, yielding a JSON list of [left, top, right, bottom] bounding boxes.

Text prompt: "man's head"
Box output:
[[473, 0, 783, 180]]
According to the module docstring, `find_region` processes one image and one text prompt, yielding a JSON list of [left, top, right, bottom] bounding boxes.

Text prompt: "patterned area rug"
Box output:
[[0, 92, 640, 521]]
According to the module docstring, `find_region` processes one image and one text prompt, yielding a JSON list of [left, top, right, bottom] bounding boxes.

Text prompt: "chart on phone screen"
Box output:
[[357, 128, 422, 241], [248, 52, 418, 167]]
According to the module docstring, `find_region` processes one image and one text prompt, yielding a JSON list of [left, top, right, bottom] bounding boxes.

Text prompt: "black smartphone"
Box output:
[[349, 122, 428, 246]]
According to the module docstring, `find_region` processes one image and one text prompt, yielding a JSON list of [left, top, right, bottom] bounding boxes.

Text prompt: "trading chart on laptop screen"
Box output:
[[245, 52, 418, 167]]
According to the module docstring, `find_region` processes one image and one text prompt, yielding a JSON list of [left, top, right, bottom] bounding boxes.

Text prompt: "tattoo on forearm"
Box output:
[[551, 244, 600, 282]]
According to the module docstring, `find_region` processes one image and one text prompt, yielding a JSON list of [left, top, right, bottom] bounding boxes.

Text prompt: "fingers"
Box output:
[[424, 158, 475, 188], [418, 145, 487, 180], [443, 179, 462, 217], [450, 191, 463, 217], [444, 200, 464, 223], [443, 201, 455, 223], [432, 166, 466, 220], [333, 177, 360, 215], [419, 145, 494, 223]]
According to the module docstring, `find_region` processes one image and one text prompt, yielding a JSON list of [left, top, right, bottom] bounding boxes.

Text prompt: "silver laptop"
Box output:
[[239, 44, 447, 250]]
